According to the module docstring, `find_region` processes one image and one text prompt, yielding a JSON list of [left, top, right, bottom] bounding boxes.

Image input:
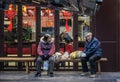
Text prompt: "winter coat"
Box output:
[[84, 37, 102, 57], [37, 37, 55, 56]]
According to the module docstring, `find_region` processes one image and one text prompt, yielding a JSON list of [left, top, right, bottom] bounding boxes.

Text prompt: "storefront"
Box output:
[[0, 0, 120, 72], [2, 5, 91, 52]]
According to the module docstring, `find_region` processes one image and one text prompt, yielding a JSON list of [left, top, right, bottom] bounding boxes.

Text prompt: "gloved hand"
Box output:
[[81, 53, 86, 57]]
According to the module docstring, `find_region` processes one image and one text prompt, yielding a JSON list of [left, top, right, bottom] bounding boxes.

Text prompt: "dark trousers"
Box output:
[[36, 55, 54, 74], [81, 55, 101, 74]]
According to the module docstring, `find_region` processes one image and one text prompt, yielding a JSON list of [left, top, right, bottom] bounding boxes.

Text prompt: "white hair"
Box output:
[[85, 32, 92, 37]]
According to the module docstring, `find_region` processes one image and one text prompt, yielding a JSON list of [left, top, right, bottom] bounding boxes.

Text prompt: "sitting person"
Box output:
[[35, 34, 55, 77], [81, 32, 102, 78]]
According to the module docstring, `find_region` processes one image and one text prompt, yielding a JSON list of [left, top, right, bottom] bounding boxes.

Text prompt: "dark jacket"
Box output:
[[84, 37, 102, 57]]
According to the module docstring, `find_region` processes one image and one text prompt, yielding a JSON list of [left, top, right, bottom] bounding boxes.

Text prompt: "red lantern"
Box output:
[[4, 4, 16, 31]]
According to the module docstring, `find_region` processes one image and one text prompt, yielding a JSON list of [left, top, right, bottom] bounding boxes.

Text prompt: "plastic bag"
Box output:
[[43, 61, 49, 71], [61, 51, 69, 59], [70, 51, 83, 59], [54, 52, 62, 62]]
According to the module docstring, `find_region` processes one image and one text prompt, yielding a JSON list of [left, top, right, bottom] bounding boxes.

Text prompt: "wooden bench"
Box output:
[[97, 57, 108, 74], [55, 57, 108, 74], [0, 57, 107, 74], [0, 57, 36, 74], [55, 59, 81, 71]]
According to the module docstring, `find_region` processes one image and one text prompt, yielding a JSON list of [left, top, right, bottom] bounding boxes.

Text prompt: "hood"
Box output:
[[40, 37, 54, 43]]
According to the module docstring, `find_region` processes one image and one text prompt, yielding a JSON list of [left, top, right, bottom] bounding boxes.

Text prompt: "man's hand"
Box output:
[[81, 53, 86, 57]]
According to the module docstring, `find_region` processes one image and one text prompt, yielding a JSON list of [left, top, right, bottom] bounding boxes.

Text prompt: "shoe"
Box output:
[[90, 74, 96, 78], [49, 73, 54, 77], [35, 73, 41, 77], [80, 72, 89, 76]]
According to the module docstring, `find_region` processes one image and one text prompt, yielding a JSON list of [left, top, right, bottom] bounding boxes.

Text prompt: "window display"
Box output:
[[22, 6, 36, 41]]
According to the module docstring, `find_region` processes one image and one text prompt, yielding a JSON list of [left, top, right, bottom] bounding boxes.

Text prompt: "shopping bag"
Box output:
[[43, 61, 49, 71]]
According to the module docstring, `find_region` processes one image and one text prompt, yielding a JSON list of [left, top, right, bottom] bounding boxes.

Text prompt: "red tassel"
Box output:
[[7, 20, 12, 31], [65, 19, 71, 32]]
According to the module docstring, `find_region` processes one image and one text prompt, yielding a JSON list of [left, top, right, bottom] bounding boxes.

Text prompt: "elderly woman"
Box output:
[[35, 34, 55, 77], [81, 32, 102, 78]]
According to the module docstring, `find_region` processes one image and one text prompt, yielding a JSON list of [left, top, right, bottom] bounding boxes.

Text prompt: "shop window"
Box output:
[[60, 19, 72, 26], [59, 10, 73, 53], [4, 5, 36, 42], [59, 10, 73, 38], [41, 9, 54, 37], [78, 16, 90, 41], [22, 6, 36, 41], [4, 4, 17, 41], [42, 27, 54, 36]]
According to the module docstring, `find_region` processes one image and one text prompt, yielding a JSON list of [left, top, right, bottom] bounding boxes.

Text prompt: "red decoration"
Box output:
[[63, 11, 72, 32], [65, 19, 71, 32], [4, 5, 16, 31]]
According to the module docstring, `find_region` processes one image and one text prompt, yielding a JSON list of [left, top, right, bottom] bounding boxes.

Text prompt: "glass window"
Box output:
[[60, 19, 72, 26], [4, 4, 18, 66], [4, 5, 37, 57], [22, 6, 36, 41], [59, 10, 73, 41], [41, 8, 54, 37], [78, 16, 90, 41], [4, 4, 17, 41], [59, 10, 73, 53]]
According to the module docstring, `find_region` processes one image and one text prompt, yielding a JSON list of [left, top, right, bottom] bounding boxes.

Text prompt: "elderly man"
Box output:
[[35, 34, 55, 77], [81, 32, 102, 78]]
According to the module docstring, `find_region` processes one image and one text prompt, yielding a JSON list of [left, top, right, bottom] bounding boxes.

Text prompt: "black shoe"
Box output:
[[35, 73, 41, 77], [50, 73, 54, 77]]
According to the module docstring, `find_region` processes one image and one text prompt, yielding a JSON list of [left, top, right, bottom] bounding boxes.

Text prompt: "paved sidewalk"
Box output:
[[0, 71, 120, 82]]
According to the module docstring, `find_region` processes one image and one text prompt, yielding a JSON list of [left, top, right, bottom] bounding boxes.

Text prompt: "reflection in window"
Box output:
[[4, 5, 36, 41], [78, 16, 90, 41], [60, 19, 72, 26], [59, 10, 73, 42]]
